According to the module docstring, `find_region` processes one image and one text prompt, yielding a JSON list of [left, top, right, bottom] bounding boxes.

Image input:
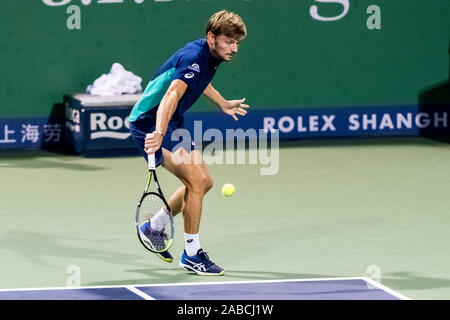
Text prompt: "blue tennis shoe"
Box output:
[[179, 249, 225, 276], [139, 219, 173, 263]]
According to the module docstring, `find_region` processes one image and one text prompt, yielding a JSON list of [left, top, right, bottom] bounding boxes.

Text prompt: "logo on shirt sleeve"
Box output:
[[188, 63, 200, 73], [184, 72, 195, 79]]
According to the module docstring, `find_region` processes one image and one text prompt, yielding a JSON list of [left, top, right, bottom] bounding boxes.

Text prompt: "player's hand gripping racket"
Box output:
[[135, 139, 174, 253]]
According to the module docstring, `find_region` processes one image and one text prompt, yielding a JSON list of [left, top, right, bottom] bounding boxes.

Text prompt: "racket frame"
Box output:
[[135, 152, 174, 253]]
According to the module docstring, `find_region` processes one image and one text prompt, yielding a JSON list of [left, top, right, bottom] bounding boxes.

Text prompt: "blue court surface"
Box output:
[[0, 277, 409, 300]]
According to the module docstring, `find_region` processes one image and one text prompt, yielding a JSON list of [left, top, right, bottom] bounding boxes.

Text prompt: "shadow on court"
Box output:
[[86, 270, 450, 294], [382, 271, 450, 291], [85, 269, 450, 293], [85, 268, 339, 287], [0, 151, 106, 171], [278, 136, 449, 150], [0, 230, 148, 268]]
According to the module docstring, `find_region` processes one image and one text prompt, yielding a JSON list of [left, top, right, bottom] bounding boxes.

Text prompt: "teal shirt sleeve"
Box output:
[[129, 67, 176, 123]]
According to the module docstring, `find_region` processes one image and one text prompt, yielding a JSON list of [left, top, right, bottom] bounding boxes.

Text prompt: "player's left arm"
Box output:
[[203, 83, 249, 121]]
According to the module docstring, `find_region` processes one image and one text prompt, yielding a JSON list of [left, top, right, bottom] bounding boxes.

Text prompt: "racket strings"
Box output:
[[138, 193, 173, 250]]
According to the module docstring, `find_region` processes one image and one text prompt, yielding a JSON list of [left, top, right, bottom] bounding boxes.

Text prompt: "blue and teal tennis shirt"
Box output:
[[129, 38, 222, 124]]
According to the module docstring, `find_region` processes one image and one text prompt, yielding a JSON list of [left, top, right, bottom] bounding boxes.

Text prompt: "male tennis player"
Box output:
[[129, 10, 248, 275]]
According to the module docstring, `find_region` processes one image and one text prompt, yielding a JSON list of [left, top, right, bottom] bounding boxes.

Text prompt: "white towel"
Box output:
[[86, 63, 142, 96]]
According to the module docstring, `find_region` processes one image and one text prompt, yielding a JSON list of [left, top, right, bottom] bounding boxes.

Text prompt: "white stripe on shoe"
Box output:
[[178, 261, 225, 276]]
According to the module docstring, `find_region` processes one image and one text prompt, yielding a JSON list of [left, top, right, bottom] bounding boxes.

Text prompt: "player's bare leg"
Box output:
[[161, 147, 213, 234], [161, 147, 224, 275], [167, 185, 185, 217]]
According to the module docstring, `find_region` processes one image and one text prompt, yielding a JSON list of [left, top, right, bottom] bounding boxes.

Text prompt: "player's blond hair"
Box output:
[[206, 10, 247, 40]]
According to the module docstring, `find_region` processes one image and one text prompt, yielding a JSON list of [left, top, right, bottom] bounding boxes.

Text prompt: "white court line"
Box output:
[[362, 277, 410, 300], [124, 286, 155, 300], [0, 277, 367, 292], [0, 277, 409, 300], [130, 277, 373, 287]]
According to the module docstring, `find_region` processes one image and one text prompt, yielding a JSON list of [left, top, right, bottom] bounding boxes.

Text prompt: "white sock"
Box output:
[[150, 207, 169, 232], [184, 233, 201, 257]]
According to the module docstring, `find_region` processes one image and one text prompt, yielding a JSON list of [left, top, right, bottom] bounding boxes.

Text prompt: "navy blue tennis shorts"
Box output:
[[129, 116, 196, 167]]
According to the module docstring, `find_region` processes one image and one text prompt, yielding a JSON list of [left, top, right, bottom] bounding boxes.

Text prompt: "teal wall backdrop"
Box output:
[[0, 0, 449, 119]]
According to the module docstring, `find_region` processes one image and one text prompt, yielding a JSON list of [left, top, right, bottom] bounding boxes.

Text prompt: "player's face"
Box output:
[[208, 33, 240, 62]]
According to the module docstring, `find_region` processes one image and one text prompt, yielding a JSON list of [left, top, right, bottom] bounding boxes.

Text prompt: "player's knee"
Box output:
[[203, 175, 214, 192], [186, 172, 213, 194], [196, 174, 213, 193]]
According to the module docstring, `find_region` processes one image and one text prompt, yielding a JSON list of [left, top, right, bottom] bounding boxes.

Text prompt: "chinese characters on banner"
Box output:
[[0, 122, 62, 148]]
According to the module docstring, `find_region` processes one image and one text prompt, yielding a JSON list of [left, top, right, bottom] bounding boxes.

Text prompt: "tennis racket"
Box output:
[[135, 144, 174, 253]]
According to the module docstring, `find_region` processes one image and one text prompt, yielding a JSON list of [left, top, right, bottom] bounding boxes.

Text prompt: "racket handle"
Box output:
[[146, 133, 156, 170], [148, 153, 156, 170]]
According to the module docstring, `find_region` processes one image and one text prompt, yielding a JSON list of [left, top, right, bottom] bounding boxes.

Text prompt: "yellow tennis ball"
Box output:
[[221, 183, 235, 197]]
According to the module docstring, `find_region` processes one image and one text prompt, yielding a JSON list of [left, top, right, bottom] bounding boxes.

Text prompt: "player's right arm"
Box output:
[[144, 79, 187, 155]]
